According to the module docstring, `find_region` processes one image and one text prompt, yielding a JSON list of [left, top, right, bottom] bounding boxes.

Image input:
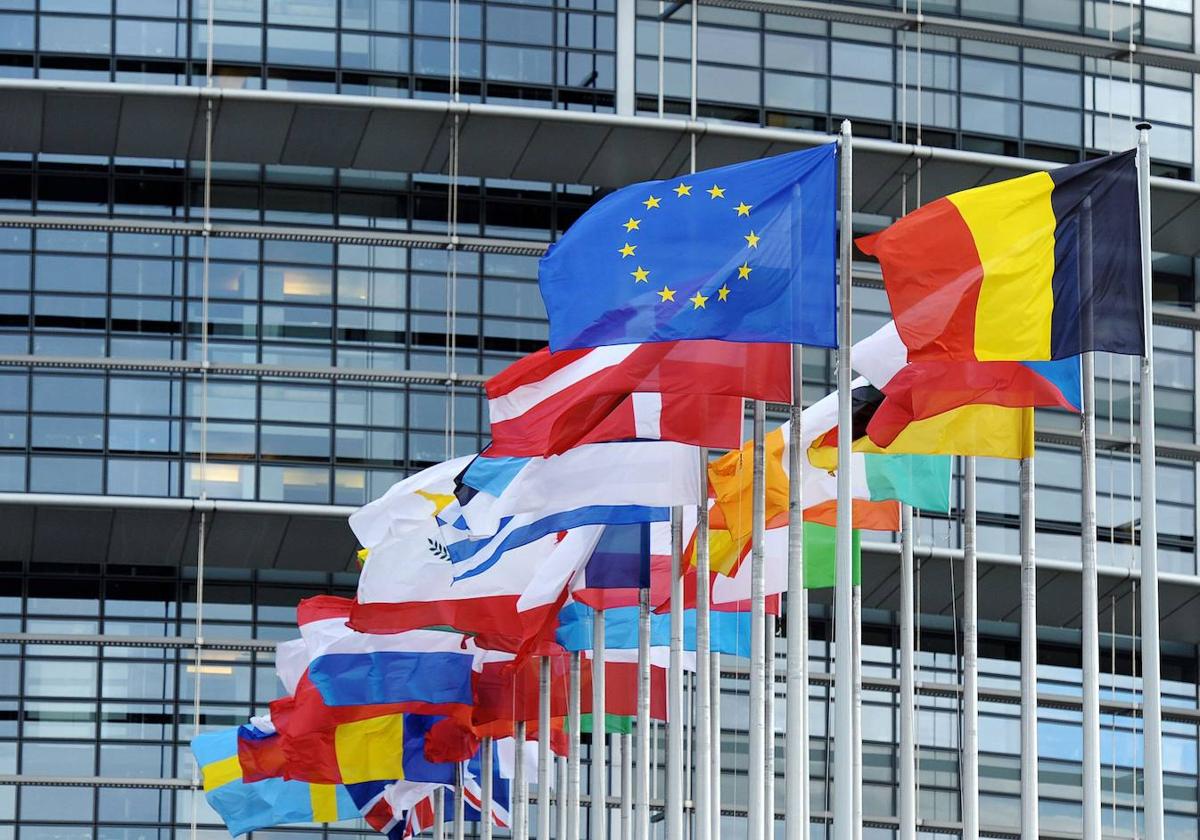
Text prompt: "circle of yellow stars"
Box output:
[[616, 180, 760, 310]]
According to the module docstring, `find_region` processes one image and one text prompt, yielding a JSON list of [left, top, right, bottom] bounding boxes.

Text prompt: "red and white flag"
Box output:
[[484, 341, 791, 457]]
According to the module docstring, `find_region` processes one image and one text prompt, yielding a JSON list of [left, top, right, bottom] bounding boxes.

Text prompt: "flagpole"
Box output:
[[454, 761, 466, 840], [832, 118, 855, 840], [592, 607, 608, 840], [668, 505, 685, 840], [636, 586, 651, 840], [1018, 456, 1038, 840], [1078, 193, 1101, 840], [765, 613, 776, 838], [851, 586, 862, 840], [748, 398, 767, 840], [434, 784, 445, 840], [621, 731, 633, 840], [1136, 120, 1165, 840], [558, 753, 569, 840], [962, 456, 979, 840], [539, 657, 553, 840], [898, 504, 915, 840], [514, 721, 528, 840], [696, 448, 713, 840], [568, 651, 582, 840], [481, 737, 494, 840], [710, 647, 722, 840], [785, 343, 808, 840]]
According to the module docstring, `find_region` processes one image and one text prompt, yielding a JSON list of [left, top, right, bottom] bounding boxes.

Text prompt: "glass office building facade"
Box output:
[[0, 0, 1198, 838]]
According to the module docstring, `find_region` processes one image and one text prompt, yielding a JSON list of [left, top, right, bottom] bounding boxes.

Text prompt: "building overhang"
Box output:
[[1, 79, 1198, 255]]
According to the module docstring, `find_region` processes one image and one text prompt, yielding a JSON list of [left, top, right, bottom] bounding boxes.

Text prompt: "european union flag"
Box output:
[[539, 144, 837, 350]]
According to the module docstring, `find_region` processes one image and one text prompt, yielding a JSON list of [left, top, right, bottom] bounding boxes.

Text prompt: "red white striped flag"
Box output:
[[484, 341, 791, 457]]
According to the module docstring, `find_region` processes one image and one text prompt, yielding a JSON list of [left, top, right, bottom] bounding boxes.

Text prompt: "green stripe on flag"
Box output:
[[803, 521, 860, 589], [579, 713, 634, 734], [864, 454, 951, 512]]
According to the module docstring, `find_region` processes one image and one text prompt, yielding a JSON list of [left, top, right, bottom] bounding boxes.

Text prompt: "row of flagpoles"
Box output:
[[188, 118, 1166, 840]]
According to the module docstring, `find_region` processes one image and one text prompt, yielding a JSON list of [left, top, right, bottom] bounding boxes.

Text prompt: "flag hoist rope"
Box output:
[[832, 118, 855, 840], [189, 5, 215, 840], [785, 342, 808, 840], [1136, 122, 1165, 840]]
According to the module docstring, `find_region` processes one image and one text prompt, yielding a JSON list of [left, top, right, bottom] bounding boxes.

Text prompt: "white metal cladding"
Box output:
[[2, 79, 1200, 255]]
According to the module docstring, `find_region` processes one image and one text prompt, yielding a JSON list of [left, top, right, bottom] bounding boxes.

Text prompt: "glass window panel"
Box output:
[[98, 786, 172, 823], [107, 459, 173, 496], [29, 455, 102, 493], [262, 304, 332, 342], [697, 25, 760, 64], [831, 79, 893, 121], [0, 14, 34, 50], [100, 742, 172, 777], [24, 659, 97, 697], [185, 461, 256, 500], [486, 44, 553, 83], [30, 415, 103, 450], [1025, 0, 1081, 30], [1024, 104, 1082, 146], [39, 14, 112, 53], [337, 269, 406, 308], [268, 0, 336, 26], [260, 465, 330, 503], [335, 428, 405, 465], [185, 420, 254, 456], [262, 383, 330, 423], [18, 786, 94, 822], [698, 63, 759, 104], [831, 40, 893, 82], [0, 372, 26, 410], [489, 6, 553, 43], [116, 18, 184, 57], [0, 252, 29, 290], [20, 740, 94, 775], [263, 265, 332, 302], [190, 261, 259, 300], [763, 33, 824, 73], [1024, 66, 1082, 107], [415, 0, 482, 37], [962, 96, 1020, 136], [34, 254, 107, 292], [261, 424, 330, 459], [112, 258, 182, 296], [960, 57, 1019, 98], [267, 26, 337, 66], [343, 0, 409, 31], [21, 700, 94, 738], [341, 33, 409, 72], [337, 387, 406, 426], [193, 23, 262, 62], [187, 380, 256, 420]]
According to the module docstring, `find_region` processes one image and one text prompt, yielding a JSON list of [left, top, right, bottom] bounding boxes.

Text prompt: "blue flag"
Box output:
[[540, 145, 837, 350]]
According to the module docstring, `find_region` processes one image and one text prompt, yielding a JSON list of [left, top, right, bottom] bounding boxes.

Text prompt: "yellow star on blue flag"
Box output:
[[538, 145, 837, 350]]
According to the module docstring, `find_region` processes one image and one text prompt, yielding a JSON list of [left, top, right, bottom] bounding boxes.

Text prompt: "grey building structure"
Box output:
[[1, 1, 1200, 838]]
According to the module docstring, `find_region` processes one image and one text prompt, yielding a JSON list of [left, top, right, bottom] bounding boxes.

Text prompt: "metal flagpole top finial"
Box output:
[[1136, 121, 1152, 131]]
